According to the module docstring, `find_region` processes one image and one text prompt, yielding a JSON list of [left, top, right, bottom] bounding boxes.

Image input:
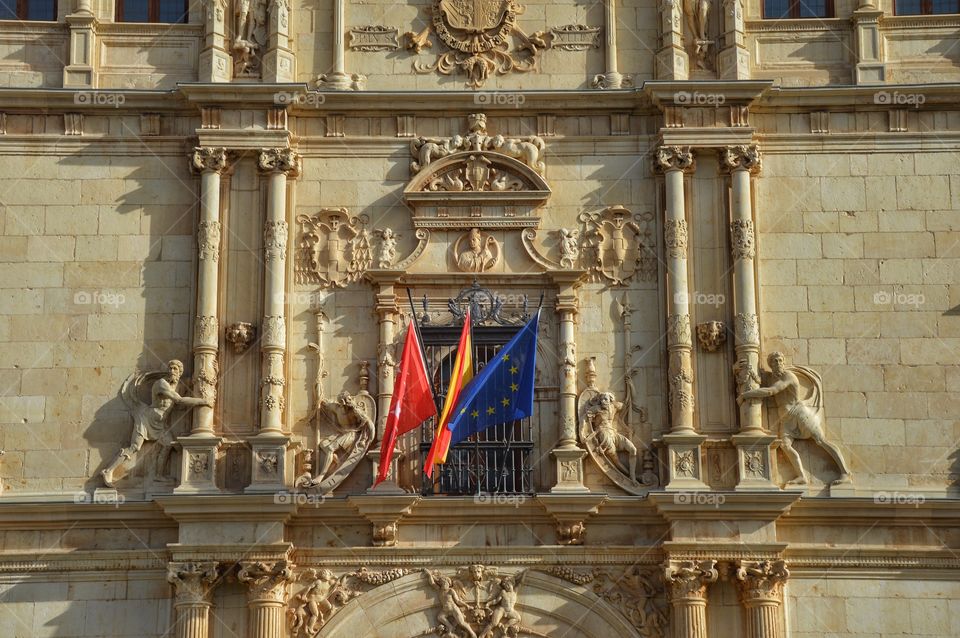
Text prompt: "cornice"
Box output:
[[0, 549, 168, 573], [644, 80, 774, 107], [97, 21, 201, 36], [168, 542, 292, 563], [0, 500, 169, 529], [658, 127, 758, 147], [755, 83, 960, 108], [785, 546, 960, 573], [780, 496, 960, 527], [882, 14, 960, 29], [745, 18, 849, 33], [649, 491, 803, 521], [155, 494, 298, 523], [0, 87, 186, 111], [757, 132, 960, 152]]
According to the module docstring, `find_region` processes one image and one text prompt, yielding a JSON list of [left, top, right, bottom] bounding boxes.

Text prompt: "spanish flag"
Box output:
[[423, 311, 473, 477]]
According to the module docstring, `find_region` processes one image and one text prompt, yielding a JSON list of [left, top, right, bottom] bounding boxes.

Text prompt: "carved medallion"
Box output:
[[454, 228, 500, 272]]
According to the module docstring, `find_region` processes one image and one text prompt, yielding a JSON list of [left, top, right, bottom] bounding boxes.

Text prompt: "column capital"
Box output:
[[258, 147, 301, 177], [191, 147, 229, 174], [721, 144, 762, 174], [653, 145, 695, 173], [664, 559, 718, 602], [735, 559, 789, 604], [237, 559, 295, 604], [167, 561, 219, 605]]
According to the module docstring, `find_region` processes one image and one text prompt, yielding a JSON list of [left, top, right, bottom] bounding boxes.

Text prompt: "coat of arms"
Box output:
[[406, 0, 548, 87]]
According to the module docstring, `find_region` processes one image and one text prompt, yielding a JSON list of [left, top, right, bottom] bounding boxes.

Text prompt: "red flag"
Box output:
[[375, 323, 437, 485]]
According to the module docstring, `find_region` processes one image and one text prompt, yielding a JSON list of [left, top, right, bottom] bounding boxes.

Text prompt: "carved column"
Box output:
[[262, 0, 295, 82], [366, 273, 404, 492], [655, 146, 707, 491], [177, 148, 227, 495], [723, 145, 777, 491], [592, 0, 625, 88], [168, 562, 219, 638], [199, 0, 231, 82], [655, 0, 689, 80], [238, 560, 293, 638], [63, 0, 97, 88], [664, 560, 718, 638], [550, 272, 588, 492], [717, 0, 750, 79], [247, 148, 300, 493], [316, 0, 363, 89], [736, 560, 789, 638]]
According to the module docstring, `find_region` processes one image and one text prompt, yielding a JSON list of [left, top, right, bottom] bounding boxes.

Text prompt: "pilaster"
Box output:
[[199, 0, 231, 82], [63, 0, 97, 89], [655, 0, 689, 80], [262, 0, 295, 82], [852, 0, 886, 84], [717, 0, 750, 79]]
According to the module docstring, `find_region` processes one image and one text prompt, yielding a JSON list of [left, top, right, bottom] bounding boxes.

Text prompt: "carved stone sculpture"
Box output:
[[550, 24, 601, 50], [408, 0, 548, 87], [238, 559, 294, 603], [581, 390, 639, 482], [288, 567, 410, 636], [168, 561, 219, 605], [735, 559, 789, 602], [695, 320, 726, 352], [375, 228, 398, 268], [424, 566, 528, 638], [101, 360, 212, 487], [296, 361, 376, 494], [233, 0, 268, 76], [409, 114, 546, 176], [558, 228, 579, 269], [295, 209, 372, 287], [225, 321, 257, 353], [738, 351, 852, 486], [577, 206, 657, 285], [682, 0, 713, 69], [455, 228, 500, 273]]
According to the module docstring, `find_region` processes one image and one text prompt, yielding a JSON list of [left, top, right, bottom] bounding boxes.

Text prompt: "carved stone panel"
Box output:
[[294, 209, 371, 287]]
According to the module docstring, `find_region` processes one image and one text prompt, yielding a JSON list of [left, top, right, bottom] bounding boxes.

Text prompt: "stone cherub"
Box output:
[[288, 568, 339, 636], [375, 228, 398, 268], [479, 571, 525, 638], [424, 570, 477, 638], [101, 359, 212, 488], [738, 351, 852, 486], [558, 228, 580, 269]]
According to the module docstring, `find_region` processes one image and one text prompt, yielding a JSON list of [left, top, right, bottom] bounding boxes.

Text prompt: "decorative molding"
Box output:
[[410, 114, 545, 176], [730, 218, 756, 260], [664, 219, 688, 259]]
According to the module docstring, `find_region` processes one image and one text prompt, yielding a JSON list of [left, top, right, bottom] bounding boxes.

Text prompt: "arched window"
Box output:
[[0, 0, 57, 20], [116, 0, 187, 22]]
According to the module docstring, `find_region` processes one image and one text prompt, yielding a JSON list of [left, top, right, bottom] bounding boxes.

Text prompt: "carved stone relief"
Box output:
[[287, 567, 411, 636], [348, 25, 399, 51], [550, 24, 601, 50], [578, 206, 657, 285], [168, 561, 219, 605], [738, 352, 853, 487], [735, 559, 789, 603], [295, 362, 376, 494], [238, 559, 294, 603], [295, 209, 372, 287], [663, 560, 718, 601], [99, 359, 212, 488], [577, 359, 659, 495], [424, 566, 530, 638], [225, 321, 257, 353], [730, 218, 755, 260], [375, 228, 398, 268], [232, 0, 269, 77], [405, 0, 548, 87], [454, 228, 500, 272], [695, 320, 726, 352]]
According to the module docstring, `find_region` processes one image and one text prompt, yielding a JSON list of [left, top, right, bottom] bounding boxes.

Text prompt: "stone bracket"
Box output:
[[536, 493, 607, 545], [347, 494, 420, 547]]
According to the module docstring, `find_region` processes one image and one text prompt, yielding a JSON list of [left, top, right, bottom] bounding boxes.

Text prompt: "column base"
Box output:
[[262, 49, 295, 82], [365, 449, 406, 495], [549, 446, 590, 493], [732, 433, 780, 492], [174, 434, 222, 495], [199, 49, 232, 83], [316, 71, 365, 90], [245, 433, 290, 494], [655, 47, 689, 80], [662, 433, 709, 491]]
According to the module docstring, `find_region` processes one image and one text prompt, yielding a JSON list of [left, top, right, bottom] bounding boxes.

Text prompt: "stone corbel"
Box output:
[[347, 494, 420, 547], [536, 494, 606, 546]]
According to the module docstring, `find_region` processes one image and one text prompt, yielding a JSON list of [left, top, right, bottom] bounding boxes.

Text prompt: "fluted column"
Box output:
[[238, 560, 293, 638], [664, 560, 718, 638], [592, 0, 625, 88], [655, 146, 707, 491], [723, 145, 779, 491], [167, 562, 219, 638], [736, 560, 789, 638], [246, 148, 299, 494]]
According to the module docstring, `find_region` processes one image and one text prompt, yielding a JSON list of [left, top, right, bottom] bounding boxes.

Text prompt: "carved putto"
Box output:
[[406, 0, 548, 87], [738, 352, 852, 487], [295, 209, 372, 287], [577, 358, 659, 495], [296, 362, 376, 493], [423, 566, 529, 637], [100, 359, 212, 488], [455, 228, 500, 272], [375, 228, 398, 268]]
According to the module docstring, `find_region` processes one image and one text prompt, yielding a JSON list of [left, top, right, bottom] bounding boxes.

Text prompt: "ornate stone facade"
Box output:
[[0, 1, 958, 636]]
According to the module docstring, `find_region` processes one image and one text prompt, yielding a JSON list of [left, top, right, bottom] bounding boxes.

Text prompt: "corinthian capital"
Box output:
[[258, 148, 301, 177], [722, 144, 761, 173], [735, 559, 789, 604], [191, 147, 228, 174], [663, 559, 718, 601], [653, 145, 695, 173], [167, 561, 219, 605], [238, 559, 294, 603]]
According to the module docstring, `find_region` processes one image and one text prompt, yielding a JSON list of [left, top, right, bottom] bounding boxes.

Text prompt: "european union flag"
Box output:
[[446, 309, 540, 447]]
